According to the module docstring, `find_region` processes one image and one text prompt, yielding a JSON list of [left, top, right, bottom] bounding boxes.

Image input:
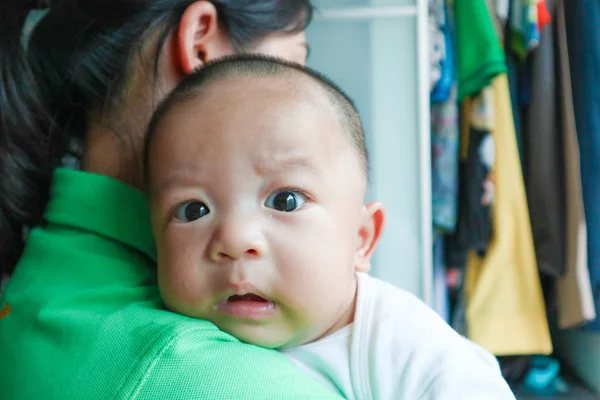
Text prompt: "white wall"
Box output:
[[306, 1, 431, 299]]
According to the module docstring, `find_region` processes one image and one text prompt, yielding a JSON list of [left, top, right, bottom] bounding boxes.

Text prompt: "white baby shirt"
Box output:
[[282, 273, 515, 400]]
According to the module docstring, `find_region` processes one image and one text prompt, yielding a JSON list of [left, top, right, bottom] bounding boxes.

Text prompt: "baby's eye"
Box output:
[[265, 190, 307, 212], [174, 201, 210, 222]]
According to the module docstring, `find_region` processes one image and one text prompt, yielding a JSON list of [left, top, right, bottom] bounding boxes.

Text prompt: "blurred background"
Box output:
[[305, 0, 599, 398]]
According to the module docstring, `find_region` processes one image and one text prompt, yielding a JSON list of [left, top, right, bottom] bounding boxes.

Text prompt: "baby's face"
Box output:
[[148, 76, 372, 349]]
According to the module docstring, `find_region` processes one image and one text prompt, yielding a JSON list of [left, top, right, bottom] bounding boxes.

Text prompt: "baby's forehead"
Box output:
[[178, 74, 350, 143], [196, 78, 347, 147], [146, 65, 367, 190], [198, 72, 337, 113], [148, 99, 355, 196]]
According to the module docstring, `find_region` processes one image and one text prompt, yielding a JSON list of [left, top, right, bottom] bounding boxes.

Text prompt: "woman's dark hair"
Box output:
[[0, 0, 313, 276]]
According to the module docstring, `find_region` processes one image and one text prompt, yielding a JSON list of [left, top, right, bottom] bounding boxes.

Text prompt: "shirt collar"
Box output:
[[45, 168, 157, 261]]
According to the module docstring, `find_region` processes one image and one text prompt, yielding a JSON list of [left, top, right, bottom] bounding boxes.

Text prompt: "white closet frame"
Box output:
[[314, 2, 432, 305]]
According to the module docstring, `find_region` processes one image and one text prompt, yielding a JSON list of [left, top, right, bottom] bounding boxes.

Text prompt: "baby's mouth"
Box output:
[[227, 294, 269, 303], [216, 293, 275, 320]]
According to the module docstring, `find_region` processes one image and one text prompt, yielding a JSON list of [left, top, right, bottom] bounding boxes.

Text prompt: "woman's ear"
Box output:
[[177, 1, 234, 74], [355, 202, 386, 273]]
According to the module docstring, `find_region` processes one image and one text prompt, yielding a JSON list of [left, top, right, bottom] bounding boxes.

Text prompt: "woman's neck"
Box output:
[[79, 31, 180, 191], [81, 114, 147, 191]]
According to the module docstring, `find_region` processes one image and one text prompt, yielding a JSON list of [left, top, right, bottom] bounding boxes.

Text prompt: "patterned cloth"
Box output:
[[429, 0, 446, 91], [432, 85, 460, 233], [430, 0, 454, 103], [509, 0, 550, 60]]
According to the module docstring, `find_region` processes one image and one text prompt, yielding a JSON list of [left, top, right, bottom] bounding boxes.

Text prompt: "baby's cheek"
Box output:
[[156, 246, 209, 316], [160, 228, 204, 283], [158, 269, 213, 319]]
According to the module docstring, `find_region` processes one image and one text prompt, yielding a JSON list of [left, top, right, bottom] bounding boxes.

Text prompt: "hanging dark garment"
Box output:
[[506, 50, 525, 164], [456, 127, 493, 256], [565, 0, 600, 331], [446, 122, 493, 268], [523, 0, 567, 279], [554, 0, 596, 329]]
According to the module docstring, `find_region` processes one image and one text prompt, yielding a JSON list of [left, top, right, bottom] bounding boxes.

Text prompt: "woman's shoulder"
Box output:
[[3, 260, 339, 399], [1, 234, 340, 398], [66, 305, 340, 399]]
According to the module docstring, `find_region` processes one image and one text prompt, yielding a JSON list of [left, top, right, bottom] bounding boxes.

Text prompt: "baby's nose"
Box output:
[[208, 216, 266, 263]]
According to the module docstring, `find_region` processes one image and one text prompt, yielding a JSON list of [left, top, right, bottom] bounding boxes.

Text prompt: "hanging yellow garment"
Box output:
[[464, 74, 552, 355]]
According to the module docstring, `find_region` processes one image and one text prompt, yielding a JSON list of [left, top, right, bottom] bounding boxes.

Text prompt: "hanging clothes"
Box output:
[[429, 0, 446, 92], [431, 86, 460, 233], [430, 0, 454, 102], [431, 1, 459, 233], [432, 235, 450, 321], [465, 74, 552, 356], [451, 88, 495, 258], [486, 0, 508, 41], [537, 0, 552, 30], [523, 0, 566, 279], [564, 0, 600, 331], [510, 0, 541, 60], [554, 0, 596, 329], [454, 0, 507, 101], [447, 0, 507, 264], [505, 49, 525, 162], [451, 276, 468, 337], [495, 0, 511, 22]]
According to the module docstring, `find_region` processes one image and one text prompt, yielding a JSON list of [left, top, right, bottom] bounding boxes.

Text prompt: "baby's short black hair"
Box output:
[[144, 54, 368, 181]]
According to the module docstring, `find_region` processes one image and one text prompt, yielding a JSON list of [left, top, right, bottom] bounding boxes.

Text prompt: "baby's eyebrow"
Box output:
[[256, 156, 317, 175], [152, 172, 203, 197]]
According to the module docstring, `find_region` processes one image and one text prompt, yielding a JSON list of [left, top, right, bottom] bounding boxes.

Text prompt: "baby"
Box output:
[[144, 55, 515, 399]]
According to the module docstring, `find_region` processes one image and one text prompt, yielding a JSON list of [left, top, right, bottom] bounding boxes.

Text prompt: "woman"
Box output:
[[0, 1, 340, 398]]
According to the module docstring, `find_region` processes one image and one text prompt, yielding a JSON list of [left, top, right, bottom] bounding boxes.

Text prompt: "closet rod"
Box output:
[[315, 6, 418, 20]]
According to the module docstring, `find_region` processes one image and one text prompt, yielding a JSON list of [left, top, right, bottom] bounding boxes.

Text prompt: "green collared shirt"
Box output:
[[0, 168, 339, 400]]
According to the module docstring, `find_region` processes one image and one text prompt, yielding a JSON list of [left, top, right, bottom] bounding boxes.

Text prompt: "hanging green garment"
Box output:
[[454, 0, 508, 101]]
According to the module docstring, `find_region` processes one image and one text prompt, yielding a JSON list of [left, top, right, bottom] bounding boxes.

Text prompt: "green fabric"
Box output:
[[454, 0, 507, 101], [0, 168, 340, 400]]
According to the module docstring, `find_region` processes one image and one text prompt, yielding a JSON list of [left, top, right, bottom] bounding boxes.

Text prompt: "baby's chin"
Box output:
[[214, 320, 310, 349], [162, 298, 318, 349]]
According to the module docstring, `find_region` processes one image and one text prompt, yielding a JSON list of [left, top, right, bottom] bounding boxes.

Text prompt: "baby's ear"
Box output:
[[354, 202, 386, 273]]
